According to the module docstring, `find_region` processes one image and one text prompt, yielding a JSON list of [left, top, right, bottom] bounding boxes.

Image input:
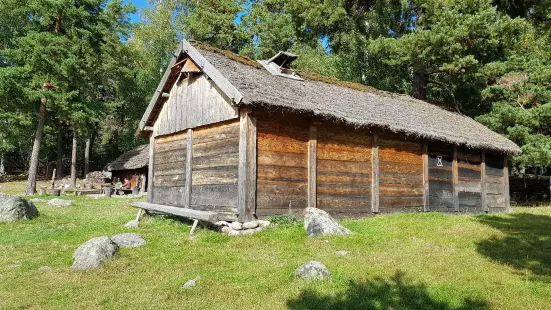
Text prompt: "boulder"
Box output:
[[231, 222, 243, 230], [111, 233, 146, 248], [303, 207, 352, 237], [242, 221, 259, 230], [71, 236, 118, 270], [293, 261, 332, 280], [123, 219, 140, 229], [0, 196, 39, 222], [48, 199, 73, 207]]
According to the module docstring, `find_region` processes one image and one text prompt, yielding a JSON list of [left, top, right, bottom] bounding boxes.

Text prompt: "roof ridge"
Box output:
[[189, 40, 457, 112]]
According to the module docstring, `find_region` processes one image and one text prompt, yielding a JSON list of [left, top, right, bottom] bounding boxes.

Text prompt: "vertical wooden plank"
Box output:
[[184, 129, 193, 208], [247, 116, 257, 218], [307, 123, 317, 208], [147, 135, 155, 203], [422, 143, 429, 212], [452, 145, 459, 212], [238, 108, 257, 222], [504, 155, 510, 211], [481, 152, 487, 212], [371, 132, 379, 213]]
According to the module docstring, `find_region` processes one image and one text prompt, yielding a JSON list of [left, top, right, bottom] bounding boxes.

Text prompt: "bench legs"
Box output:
[[190, 219, 199, 235]]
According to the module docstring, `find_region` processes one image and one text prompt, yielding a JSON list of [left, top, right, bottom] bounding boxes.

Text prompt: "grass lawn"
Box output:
[[1, 181, 551, 309]]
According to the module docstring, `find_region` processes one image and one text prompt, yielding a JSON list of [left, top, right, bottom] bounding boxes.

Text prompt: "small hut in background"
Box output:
[[106, 144, 149, 191]]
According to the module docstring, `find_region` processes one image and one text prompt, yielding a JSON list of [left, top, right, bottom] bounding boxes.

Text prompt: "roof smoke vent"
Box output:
[[258, 51, 304, 81]]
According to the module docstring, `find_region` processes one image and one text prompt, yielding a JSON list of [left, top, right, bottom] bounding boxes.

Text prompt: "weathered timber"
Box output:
[[153, 75, 238, 137], [148, 135, 155, 203], [185, 129, 193, 208], [237, 109, 257, 221], [378, 137, 423, 211], [371, 132, 379, 213], [452, 146, 459, 212], [456, 148, 483, 212], [316, 125, 372, 213], [481, 152, 487, 212], [428, 143, 454, 212], [504, 155, 510, 211], [422, 143, 429, 211], [132, 201, 220, 222], [308, 123, 317, 208], [255, 115, 308, 214]]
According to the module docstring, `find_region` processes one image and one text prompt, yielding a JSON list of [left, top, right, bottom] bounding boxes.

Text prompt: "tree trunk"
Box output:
[[84, 137, 90, 177], [56, 125, 64, 179], [412, 68, 429, 100], [70, 129, 77, 188], [25, 97, 47, 195], [0, 152, 5, 176]]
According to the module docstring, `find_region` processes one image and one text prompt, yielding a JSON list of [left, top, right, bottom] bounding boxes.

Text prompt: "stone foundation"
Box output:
[[214, 220, 271, 236]]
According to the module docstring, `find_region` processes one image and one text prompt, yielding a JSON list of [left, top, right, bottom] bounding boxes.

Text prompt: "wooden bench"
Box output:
[[131, 202, 220, 223]]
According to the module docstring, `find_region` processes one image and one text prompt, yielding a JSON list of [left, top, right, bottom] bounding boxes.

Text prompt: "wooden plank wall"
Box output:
[[153, 74, 238, 137], [428, 143, 454, 212], [152, 132, 187, 206], [457, 148, 483, 212], [378, 134, 424, 212], [255, 116, 309, 216], [316, 126, 372, 215], [191, 121, 240, 219], [485, 153, 506, 212]]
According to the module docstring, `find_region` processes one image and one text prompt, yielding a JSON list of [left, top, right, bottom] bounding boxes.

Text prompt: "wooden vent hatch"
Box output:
[[258, 51, 304, 81]]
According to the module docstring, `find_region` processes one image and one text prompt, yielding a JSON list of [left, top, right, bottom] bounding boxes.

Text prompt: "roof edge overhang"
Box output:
[[136, 39, 244, 137]]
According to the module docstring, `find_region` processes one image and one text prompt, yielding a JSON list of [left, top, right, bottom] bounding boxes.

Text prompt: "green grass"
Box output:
[[1, 182, 551, 309]]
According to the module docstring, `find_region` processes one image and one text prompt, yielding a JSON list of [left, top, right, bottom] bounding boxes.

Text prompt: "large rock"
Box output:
[[71, 236, 118, 270], [48, 199, 73, 207], [303, 207, 352, 237], [0, 196, 39, 222], [293, 261, 332, 280], [111, 233, 146, 248]]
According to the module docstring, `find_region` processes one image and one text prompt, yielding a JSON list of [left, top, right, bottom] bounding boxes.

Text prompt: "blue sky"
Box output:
[[125, 0, 150, 23]]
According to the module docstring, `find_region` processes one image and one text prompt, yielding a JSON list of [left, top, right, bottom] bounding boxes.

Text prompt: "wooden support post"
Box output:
[[504, 155, 510, 211], [190, 219, 199, 235], [481, 152, 487, 212], [422, 143, 429, 212], [452, 146, 459, 212], [135, 208, 144, 222], [184, 129, 193, 209], [147, 135, 155, 203], [371, 132, 380, 213], [237, 108, 257, 222], [308, 123, 318, 209]]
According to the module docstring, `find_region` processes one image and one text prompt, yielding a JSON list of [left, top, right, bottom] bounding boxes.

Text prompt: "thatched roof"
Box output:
[[139, 40, 520, 155], [106, 144, 149, 171]]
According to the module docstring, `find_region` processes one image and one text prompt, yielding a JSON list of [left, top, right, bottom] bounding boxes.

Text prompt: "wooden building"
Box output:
[[133, 39, 520, 223], [106, 144, 149, 191]]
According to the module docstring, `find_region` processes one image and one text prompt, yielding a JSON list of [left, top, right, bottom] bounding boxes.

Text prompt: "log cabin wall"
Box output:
[[485, 153, 506, 212], [152, 132, 187, 206], [457, 148, 483, 212], [428, 143, 454, 212], [255, 115, 309, 217], [191, 121, 240, 220], [377, 134, 424, 212], [316, 125, 372, 215]]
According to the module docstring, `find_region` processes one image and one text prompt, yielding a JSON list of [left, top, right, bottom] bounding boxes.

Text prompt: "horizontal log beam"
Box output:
[[131, 201, 219, 222]]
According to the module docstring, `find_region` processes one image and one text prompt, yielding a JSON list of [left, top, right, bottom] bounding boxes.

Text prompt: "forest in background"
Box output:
[[0, 0, 550, 194]]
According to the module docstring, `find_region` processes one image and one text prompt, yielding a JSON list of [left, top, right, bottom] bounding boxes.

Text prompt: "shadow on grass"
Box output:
[[287, 271, 489, 310], [476, 212, 551, 280]]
